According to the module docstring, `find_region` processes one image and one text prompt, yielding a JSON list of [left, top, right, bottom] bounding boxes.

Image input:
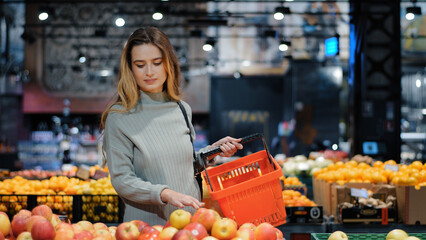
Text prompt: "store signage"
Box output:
[[384, 164, 399, 172], [76, 164, 90, 180], [350, 188, 368, 198]]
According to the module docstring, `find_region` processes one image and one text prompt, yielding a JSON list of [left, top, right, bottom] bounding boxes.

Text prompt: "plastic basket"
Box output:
[[201, 134, 286, 226], [311, 233, 426, 240]]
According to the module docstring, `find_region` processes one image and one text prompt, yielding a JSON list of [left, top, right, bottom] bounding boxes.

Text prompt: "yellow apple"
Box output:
[[386, 229, 408, 240], [328, 231, 348, 240], [169, 209, 192, 230]]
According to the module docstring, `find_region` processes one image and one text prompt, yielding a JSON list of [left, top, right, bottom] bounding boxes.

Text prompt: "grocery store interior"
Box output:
[[0, 0, 425, 239]]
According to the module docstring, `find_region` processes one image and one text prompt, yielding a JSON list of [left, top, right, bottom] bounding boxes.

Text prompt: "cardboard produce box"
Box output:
[[313, 177, 395, 218], [395, 185, 426, 225]]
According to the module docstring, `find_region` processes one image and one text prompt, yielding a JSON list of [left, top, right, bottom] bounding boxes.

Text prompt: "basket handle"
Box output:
[[199, 133, 276, 192], [199, 133, 276, 169]]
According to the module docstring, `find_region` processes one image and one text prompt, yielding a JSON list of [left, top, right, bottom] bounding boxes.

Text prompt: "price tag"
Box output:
[[385, 164, 399, 172], [350, 188, 368, 198], [76, 164, 90, 180], [92, 170, 109, 180]]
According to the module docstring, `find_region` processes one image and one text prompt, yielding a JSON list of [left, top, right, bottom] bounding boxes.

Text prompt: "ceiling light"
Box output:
[[38, 7, 54, 21], [406, 6, 422, 20], [279, 40, 291, 52], [274, 7, 290, 21], [115, 17, 125, 27], [78, 53, 87, 63], [152, 12, 163, 20], [203, 39, 216, 52]]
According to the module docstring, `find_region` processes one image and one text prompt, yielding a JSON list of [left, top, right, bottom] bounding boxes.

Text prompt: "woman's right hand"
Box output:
[[160, 188, 205, 209]]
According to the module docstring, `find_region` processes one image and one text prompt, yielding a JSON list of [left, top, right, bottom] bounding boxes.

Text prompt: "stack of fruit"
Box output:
[[282, 190, 317, 207], [313, 160, 426, 188], [0, 205, 285, 240]]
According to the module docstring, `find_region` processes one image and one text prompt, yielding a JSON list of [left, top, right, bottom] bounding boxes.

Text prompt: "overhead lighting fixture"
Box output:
[[273, 7, 290, 21], [38, 7, 54, 21], [115, 17, 125, 27], [152, 6, 168, 21], [406, 6, 422, 20], [78, 53, 87, 64], [203, 39, 216, 52], [279, 40, 291, 52]]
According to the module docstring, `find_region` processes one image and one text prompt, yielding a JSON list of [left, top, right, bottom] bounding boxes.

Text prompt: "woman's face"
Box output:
[[131, 43, 167, 93]]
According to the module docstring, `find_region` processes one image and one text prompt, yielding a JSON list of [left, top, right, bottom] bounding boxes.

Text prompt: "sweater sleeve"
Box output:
[[103, 111, 168, 206]]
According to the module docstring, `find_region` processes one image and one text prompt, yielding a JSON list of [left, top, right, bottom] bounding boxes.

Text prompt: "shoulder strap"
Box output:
[[177, 101, 196, 158]]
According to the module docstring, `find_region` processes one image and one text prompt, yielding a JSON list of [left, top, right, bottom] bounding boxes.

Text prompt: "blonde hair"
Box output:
[[100, 27, 182, 129]]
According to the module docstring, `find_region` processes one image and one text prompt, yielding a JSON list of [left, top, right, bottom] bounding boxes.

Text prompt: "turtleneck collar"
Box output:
[[140, 90, 169, 104]]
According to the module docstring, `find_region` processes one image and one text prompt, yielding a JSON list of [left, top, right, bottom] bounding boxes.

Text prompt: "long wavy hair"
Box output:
[[100, 27, 182, 130]]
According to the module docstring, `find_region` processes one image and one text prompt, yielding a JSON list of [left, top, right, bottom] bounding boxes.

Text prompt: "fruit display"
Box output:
[[281, 155, 333, 176], [0, 205, 285, 240], [282, 190, 317, 207], [0, 174, 119, 223], [314, 160, 426, 188], [311, 229, 424, 240]]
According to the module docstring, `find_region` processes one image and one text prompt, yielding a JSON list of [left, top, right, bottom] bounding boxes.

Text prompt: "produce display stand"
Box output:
[[311, 233, 426, 240], [0, 194, 124, 223]]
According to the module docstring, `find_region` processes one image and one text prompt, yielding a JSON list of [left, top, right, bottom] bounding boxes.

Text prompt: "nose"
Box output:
[[146, 64, 154, 77]]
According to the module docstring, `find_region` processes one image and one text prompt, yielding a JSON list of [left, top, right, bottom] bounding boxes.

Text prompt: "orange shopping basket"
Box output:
[[199, 133, 286, 227]]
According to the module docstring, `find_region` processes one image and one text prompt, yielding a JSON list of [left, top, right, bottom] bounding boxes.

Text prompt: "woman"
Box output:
[[100, 27, 242, 225]]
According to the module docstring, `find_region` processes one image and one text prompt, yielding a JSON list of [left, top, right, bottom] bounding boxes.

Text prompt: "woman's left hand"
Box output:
[[211, 136, 243, 157]]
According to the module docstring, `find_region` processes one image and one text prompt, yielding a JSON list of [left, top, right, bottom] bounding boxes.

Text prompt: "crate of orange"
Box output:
[[282, 189, 323, 223], [201, 133, 286, 227]]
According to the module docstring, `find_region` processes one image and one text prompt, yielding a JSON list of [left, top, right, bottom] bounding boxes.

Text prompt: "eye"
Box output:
[[153, 61, 162, 66], [136, 64, 145, 68]]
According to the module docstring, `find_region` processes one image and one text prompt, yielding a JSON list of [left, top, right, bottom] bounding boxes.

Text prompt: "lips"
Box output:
[[144, 78, 156, 84]]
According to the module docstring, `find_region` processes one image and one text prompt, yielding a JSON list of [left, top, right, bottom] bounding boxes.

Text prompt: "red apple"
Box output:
[[54, 228, 75, 240], [138, 232, 159, 240], [192, 209, 221, 233], [254, 223, 276, 240], [184, 223, 208, 240], [164, 221, 171, 228], [238, 223, 256, 231], [211, 218, 237, 240], [31, 204, 53, 221], [77, 220, 95, 233], [11, 214, 30, 237], [235, 227, 255, 240], [74, 230, 94, 240], [130, 220, 149, 232], [72, 223, 84, 234], [25, 215, 45, 233], [30, 218, 55, 240], [170, 209, 192, 230], [0, 231, 4, 240], [141, 226, 160, 235], [171, 229, 194, 240], [0, 211, 11, 237], [93, 222, 108, 231], [93, 229, 112, 240], [191, 208, 208, 223], [273, 228, 283, 240], [16, 232, 32, 240], [15, 210, 32, 219], [159, 227, 179, 240], [115, 222, 140, 240], [153, 225, 164, 232], [55, 222, 74, 231]]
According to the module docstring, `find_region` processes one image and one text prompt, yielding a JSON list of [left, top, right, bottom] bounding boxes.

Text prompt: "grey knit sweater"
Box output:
[[103, 90, 202, 225]]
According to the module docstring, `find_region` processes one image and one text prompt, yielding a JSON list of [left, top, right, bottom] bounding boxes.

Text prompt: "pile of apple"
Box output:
[[0, 204, 284, 240]]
